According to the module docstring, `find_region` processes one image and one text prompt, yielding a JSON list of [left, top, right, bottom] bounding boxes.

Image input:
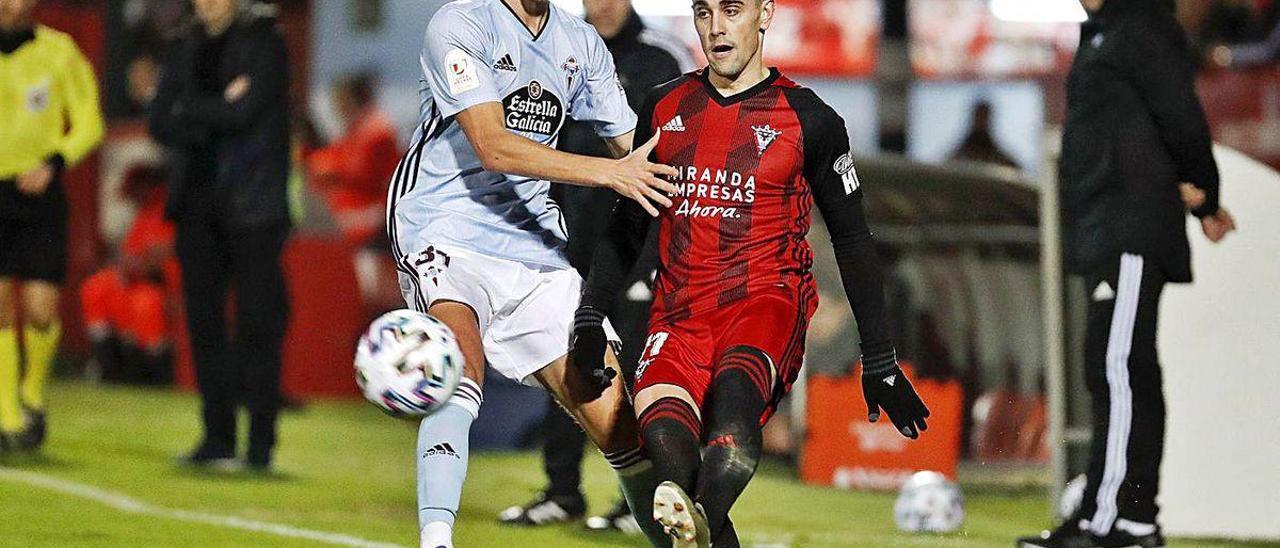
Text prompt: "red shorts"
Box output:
[[634, 281, 818, 425]]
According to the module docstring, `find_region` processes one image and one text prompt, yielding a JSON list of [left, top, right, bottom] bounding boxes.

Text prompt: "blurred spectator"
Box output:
[[1187, 0, 1263, 46], [126, 53, 160, 112], [148, 0, 291, 471], [304, 72, 399, 248], [0, 0, 106, 452], [1209, 11, 1280, 67], [81, 165, 176, 385], [951, 102, 1019, 169]]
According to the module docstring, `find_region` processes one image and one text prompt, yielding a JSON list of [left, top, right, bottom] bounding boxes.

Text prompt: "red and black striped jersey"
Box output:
[[584, 68, 896, 369]]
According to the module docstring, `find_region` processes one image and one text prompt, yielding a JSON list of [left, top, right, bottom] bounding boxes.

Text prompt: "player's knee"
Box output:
[[0, 283, 15, 327], [714, 345, 774, 404], [445, 376, 483, 420], [24, 302, 59, 330], [638, 396, 702, 443]]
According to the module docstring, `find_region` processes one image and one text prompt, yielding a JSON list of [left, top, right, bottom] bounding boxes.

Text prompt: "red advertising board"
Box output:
[[801, 366, 963, 490]]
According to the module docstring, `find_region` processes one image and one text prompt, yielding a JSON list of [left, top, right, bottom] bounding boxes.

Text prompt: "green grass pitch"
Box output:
[[0, 382, 1269, 547]]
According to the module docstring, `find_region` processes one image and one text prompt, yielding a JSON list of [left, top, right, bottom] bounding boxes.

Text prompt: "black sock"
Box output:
[[696, 346, 770, 545], [638, 397, 703, 494], [715, 517, 742, 548]]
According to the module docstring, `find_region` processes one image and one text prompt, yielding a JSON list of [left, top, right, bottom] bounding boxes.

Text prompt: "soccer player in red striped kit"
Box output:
[[571, 0, 930, 546]]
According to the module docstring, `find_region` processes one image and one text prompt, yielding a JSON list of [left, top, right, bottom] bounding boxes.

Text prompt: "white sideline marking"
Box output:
[[0, 467, 405, 548]]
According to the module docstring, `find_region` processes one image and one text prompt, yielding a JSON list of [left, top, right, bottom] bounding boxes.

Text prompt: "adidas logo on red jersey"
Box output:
[[662, 115, 686, 132]]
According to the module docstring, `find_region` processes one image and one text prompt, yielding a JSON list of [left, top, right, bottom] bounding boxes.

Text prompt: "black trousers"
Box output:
[[176, 211, 289, 459], [1078, 253, 1166, 534]]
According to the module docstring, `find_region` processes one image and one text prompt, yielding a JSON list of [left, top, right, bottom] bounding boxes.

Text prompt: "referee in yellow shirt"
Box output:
[[0, 0, 104, 452]]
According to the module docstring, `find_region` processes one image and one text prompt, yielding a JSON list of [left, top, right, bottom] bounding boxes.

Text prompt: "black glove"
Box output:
[[860, 354, 929, 439], [571, 307, 617, 389]]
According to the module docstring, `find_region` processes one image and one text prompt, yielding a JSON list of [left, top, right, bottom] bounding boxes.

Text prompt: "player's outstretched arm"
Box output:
[[802, 101, 928, 438], [817, 185, 930, 440], [456, 104, 677, 216]]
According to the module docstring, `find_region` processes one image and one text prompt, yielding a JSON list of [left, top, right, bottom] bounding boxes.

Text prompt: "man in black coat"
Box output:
[[1019, 1, 1236, 546], [148, 0, 291, 471]]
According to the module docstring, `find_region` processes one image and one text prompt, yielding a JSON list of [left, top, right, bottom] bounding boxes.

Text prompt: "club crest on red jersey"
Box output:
[[752, 124, 783, 156]]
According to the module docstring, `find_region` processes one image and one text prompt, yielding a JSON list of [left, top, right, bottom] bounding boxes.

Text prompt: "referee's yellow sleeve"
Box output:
[[56, 42, 104, 167]]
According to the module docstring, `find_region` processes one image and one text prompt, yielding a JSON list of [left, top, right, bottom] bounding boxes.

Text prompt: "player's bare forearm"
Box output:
[[603, 132, 635, 159], [456, 103, 677, 215], [458, 103, 611, 184]]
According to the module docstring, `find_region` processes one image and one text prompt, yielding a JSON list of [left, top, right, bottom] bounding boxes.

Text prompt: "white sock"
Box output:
[[416, 379, 481, 545], [604, 447, 668, 546], [419, 521, 454, 548]]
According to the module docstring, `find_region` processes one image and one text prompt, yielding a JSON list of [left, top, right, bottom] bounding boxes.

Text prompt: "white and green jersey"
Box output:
[[388, 0, 635, 273]]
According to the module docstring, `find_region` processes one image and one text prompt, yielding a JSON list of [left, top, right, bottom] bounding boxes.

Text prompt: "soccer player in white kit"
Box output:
[[390, 1, 677, 546]]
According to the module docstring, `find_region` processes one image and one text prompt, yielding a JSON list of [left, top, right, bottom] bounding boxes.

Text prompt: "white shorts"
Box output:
[[398, 244, 617, 384]]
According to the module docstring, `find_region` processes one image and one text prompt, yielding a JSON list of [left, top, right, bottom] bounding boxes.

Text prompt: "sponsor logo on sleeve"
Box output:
[[444, 48, 480, 95], [835, 152, 860, 194]]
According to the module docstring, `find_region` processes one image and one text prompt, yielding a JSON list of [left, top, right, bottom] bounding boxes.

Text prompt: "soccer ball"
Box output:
[[894, 471, 964, 533], [354, 310, 464, 418], [1058, 474, 1088, 522]]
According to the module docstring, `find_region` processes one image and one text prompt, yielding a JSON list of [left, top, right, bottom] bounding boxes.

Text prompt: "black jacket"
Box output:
[[552, 10, 692, 275], [1062, 0, 1219, 283], [149, 11, 291, 231]]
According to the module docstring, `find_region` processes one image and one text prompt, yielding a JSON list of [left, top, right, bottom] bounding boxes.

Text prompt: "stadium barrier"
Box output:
[[801, 363, 963, 490]]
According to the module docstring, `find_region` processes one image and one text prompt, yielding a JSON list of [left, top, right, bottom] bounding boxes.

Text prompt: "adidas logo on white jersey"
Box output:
[[493, 53, 517, 72], [662, 115, 686, 132]]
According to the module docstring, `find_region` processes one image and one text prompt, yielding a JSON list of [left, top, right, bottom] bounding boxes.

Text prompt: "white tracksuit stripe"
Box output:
[[1091, 253, 1143, 535]]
